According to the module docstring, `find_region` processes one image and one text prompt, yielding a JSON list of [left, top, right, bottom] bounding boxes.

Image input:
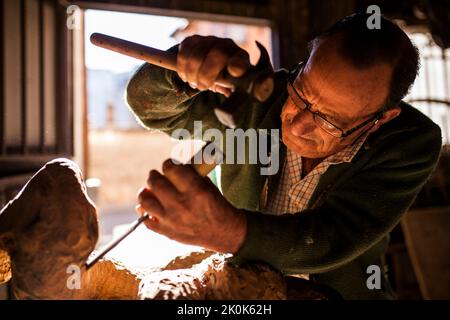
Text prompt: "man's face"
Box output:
[[281, 37, 393, 158]]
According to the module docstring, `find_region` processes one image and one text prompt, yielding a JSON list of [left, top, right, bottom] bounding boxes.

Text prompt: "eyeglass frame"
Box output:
[[286, 61, 385, 138]]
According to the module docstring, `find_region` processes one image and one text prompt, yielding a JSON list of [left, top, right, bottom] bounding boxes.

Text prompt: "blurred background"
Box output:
[[0, 0, 449, 299]]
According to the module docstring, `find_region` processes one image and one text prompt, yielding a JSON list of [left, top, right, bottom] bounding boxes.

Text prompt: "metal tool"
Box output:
[[90, 33, 274, 129], [84, 144, 218, 270], [85, 212, 149, 269]]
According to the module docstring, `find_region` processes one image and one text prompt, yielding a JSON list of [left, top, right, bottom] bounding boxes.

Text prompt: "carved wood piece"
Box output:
[[0, 159, 99, 299], [0, 158, 333, 300]]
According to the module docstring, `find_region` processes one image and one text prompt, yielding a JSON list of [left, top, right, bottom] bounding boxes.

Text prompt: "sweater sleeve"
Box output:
[[229, 122, 442, 275], [125, 61, 228, 137]]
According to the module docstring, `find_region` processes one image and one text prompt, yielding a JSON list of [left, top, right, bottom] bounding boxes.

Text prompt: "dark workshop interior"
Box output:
[[0, 0, 449, 301]]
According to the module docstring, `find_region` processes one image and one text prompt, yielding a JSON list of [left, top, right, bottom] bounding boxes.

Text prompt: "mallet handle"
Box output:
[[90, 32, 237, 89], [90, 33, 178, 71]]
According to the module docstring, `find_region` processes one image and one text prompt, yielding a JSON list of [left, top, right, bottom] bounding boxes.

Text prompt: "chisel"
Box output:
[[84, 143, 218, 269]]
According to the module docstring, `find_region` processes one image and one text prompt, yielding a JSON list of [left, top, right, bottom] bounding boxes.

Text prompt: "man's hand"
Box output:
[[176, 35, 251, 96], [136, 159, 247, 253]]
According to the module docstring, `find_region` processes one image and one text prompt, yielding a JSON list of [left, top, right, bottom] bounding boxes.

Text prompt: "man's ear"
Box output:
[[369, 106, 401, 133]]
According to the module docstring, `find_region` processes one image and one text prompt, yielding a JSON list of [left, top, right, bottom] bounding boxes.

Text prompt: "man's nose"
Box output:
[[289, 109, 316, 137]]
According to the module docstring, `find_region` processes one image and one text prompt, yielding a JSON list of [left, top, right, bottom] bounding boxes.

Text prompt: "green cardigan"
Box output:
[[125, 63, 442, 299]]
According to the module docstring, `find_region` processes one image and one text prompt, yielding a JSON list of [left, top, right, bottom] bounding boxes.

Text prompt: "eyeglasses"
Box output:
[[286, 62, 384, 138]]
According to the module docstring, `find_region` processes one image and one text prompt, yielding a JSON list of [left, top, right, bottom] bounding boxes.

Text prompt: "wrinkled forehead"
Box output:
[[294, 37, 393, 117]]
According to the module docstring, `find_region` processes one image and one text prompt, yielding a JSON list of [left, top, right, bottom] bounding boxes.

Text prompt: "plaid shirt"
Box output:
[[265, 135, 368, 215]]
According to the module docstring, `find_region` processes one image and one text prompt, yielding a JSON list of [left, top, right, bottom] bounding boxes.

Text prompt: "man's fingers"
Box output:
[[178, 36, 250, 92], [147, 170, 182, 207], [227, 50, 251, 77], [139, 212, 163, 233], [162, 159, 203, 194], [178, 35, 220, 89], [197, 40, 237, 90], [211, 84, 232, 97], [137, 188, 166, 220], [183, 37, 219, 90], [177, 35, 204, 83]]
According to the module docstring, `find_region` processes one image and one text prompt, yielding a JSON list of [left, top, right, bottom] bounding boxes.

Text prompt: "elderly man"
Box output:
[[126, 13, 442, 299]]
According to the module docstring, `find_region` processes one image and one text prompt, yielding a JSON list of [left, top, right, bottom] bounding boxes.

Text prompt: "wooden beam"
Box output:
[[20, 0, 27, 154], [70, 0, 275, 22], [0, 0, 4, 155]]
